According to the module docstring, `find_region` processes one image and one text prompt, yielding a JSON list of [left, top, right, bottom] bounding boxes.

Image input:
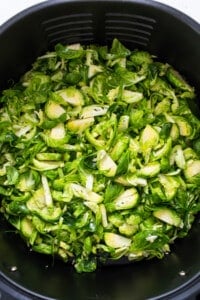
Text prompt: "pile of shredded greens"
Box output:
[[0, 39, 200, 273]]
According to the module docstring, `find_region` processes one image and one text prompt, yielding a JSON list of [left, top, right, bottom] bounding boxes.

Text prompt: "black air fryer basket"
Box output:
[[0, 1, 200, 299]]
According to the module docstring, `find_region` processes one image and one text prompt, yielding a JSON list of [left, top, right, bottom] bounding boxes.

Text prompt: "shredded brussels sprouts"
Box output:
[[0, 39, 200, 273]]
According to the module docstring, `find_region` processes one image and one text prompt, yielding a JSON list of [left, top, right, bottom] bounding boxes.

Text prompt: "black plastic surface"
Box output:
[[0, 1, 200, 299]]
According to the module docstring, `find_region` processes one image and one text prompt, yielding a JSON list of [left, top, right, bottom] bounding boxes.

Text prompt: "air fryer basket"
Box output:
[[0, 1, 200, 299]]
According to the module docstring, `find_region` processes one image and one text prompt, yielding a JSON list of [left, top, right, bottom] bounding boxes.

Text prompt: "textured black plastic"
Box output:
[[0, 1, 200, 299]]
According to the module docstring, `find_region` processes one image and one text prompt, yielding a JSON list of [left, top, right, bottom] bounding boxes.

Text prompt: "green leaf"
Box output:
[[55, 43, 83, 60], [5, 166, 19, 185], [110, 38, 131, 58], [104, 183, 124, 203]]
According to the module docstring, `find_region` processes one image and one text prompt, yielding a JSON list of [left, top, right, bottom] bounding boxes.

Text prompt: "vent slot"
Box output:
[[41, 12, 156, 47], [105, 13, 156, 47], [42, 13, 94, 46]]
